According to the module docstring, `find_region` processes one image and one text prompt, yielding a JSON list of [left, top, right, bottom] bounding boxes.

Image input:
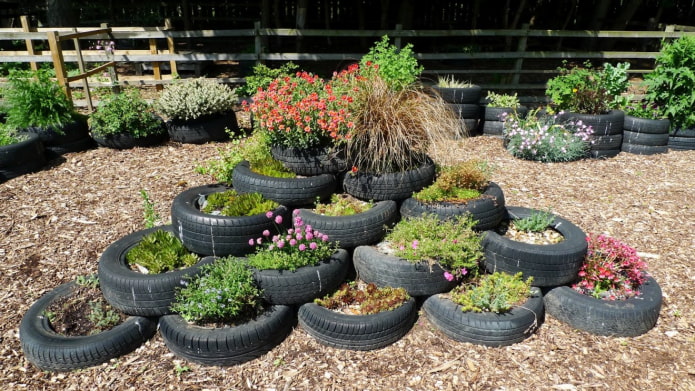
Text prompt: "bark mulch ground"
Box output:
[[1, 132, 694, 390]]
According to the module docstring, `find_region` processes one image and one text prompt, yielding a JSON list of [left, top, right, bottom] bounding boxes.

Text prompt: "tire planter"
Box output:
[[621, 142, 669, 155], [232, 160, 337, 206], [270, 144, 347, 176], [353, 245, 458, 297], [559, 110, 624, 158], [297, 200, 398, 249], [668, 128, 695, 151], [19, 280, 157, 372], [399, 182, 506, 231], [298, 297, 417, 351], [481, 106, 528, 137], [170, 184, 290, 257], [449, 103, 482, 135], [342, 158, 436, 202], [481, 206, 588, 287], [0, 133, 46, 182], [422, 287, 544, 347], [621, 116, 670, 155], [253, 249, 350, 305], [98, 225, 217, 316], [433, 85, 482, 104], [166, 112, 238, 144], [91, 131, 168, 150], [159, 305, 294, 366], [544, 276, 662, 337], [22, 117, 93, 157]]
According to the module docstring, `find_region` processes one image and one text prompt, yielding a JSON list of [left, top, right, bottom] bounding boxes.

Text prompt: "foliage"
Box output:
[[75, 274, 100, 289], [513, 209, 555, 233], [623, 101, 666, 120], [450, 272, 534, 313], [313, 193, 374, 216], [125, 229, 199, 274], [171, 257, 261, 324], [486, 91, 520, 108], [88, 90, 165, 138], [314, 281, 410, 315], [87, 301, 121, 333], [436, 75, 473, 88], [139, 189, 162, 228], [246, 210, 338, 271], [2, 69, 77, 131], [156, 78, 237, 121], [385, 214, 483, 279], [236, 62, 299, 97], [503, 108, 594, 162], [573, 233, 649, 300], [0, 124, 24, 146], [545, 61, 630, 114], [413, 160, 491, 203], [644, 36, 695, 130], [359, 35, 423, 91], [200, 189, 279, 217]]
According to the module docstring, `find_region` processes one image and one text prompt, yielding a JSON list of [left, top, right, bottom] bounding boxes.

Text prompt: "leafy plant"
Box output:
[[436, 75, 473, 88], [486, 91, 520, 108], [385, 214, 483, 279], [200, 190, 279, 217], [644, 36, 695, 130], [88, 89, 165, 138], [87, 301, 121, 333], [573, 233, 649, 300], [2, 69, 77, 131], [236, 62, 299, 97], [413, 160, 491, 203], [0, 124, 23, 146], [171, 256, 261, 324], [75, 274, 99, 289], [246, 210, 337, 271], [623, 101, 666, 120], [156, 78, 237, 121], [140, 189, 162, 228], [513, 209, 555, 233], [126, 230, 199, 274], [450, 272, 534, 313], [359, 35, 423, 91], [314, 281, 410, 315], [503, 108, 594, 162], [313, 193, 374, 216]]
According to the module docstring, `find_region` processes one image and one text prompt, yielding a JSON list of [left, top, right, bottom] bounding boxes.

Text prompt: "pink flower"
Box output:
[[309, 242, 318, 250], [443, 272, 454, 281], [293, 209, 300, 216], [321, 234, 329, 242], [290, 239, 297, 246], [275, 215, 283, 224], [305, 232, 314, 240], [262, 230, 270, 237], [248, 238, 255, 246], [266, 211, 274, 219], [256, 238, 263, 245], [276, 240, 285, 249], [299, 244, 307, 251], [411, 240, 419, 250]]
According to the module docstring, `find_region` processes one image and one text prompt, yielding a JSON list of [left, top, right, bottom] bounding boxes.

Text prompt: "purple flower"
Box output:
[[248, 238, 255, 246], [309, 242, 318, 250], [266, 211, 274, 219], [305, 232, 314, 240], [290, 239, 297, 246], [277, 240, 285, 249], [262, 229, 270, 237], [321, 234, 329, 242], [298, 244, 307, 251], [275, 215, 283, 224], [411, 240, 419, 250], [443, 272, 454, 281], [296, 233, 303, 241]]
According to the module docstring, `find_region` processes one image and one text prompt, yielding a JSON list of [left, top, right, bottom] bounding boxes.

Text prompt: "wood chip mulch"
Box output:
[[1, 131, 694, 390]]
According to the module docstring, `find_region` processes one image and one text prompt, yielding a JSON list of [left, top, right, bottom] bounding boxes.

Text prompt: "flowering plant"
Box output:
[[503, 109, 594, 163], [573, 233, 649, 300], [246, 210, 338, 271], [623, 102, 666, 120], [245, 66, 360, 149]]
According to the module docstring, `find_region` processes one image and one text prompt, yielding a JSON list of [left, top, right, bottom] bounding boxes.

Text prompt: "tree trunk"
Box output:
[[46, 0, 76, 27]]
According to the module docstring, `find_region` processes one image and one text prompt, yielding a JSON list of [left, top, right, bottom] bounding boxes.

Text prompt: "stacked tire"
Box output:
[[433, 84, 482, 136], [560, 110, 624, 158], [621, 115, 670, 155], [668, 128, 695, 151], [481, 106, 528, 138]]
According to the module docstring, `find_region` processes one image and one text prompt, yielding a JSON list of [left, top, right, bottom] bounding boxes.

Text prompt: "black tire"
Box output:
[[544, 276, 662, 337], [462, 118, 480, 135], [399, 181, 506, 231], [622, 130, 669, 146], [0, 133, 46, 182], [233, 160, 337, 206], [19, 280, 157, 372], [433, 85, 482, 104], [422, 287, 544, 347], [270, 144, 348, 176], [159, 305, 294, 366], [166, 112, 238, 144], [297, 200, 398, 249], [91, 131, 168, 149], [342, 159, 436, 201], [45, 136, 96, 158], [588, 149, 621, 159], [483, 106, 527, 121], [670, 128, 695, 137], [481, 206, 588, 287], [668, 135, 695, 151], [98, 225, 218, 316], [558, 110, 624, 136], [621, 143, 669, 155], [482, 120, 506, 137], [353, 245, 458, 297], [298, 297, 417, 351], [23, 116, 89, 145], [449, 103, 482, 119], [170, 184, 290, 257], [623, 115, 670, 134], [590, 134, 623, 150], [253, 249, 350, 305]]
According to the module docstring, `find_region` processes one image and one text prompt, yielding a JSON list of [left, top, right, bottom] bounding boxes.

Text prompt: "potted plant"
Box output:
[[156, 77, 239, 144], [246, 210, 350, 305], [621, 102, 670, 155], [546, 61, 630, 158], [89, 89, 168, 149], [0, 123, 46, 182], [20, 274, 157, 371], [298, 280, 417, 350], [353, 213, 483, 297], [159, 257, 294, 366], [643, 36, 695, 151], [423, 271, 543, 347], [3, 69, 92, 157], [482, 206, 588, 287], [481, 91, 528, 137], [503, 108, 595, 162], [433, 75, 482, 135], [399, 159, 506, 231]]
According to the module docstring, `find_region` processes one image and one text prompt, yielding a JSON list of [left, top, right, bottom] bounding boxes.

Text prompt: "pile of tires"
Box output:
[[668, 128, 695, 151], [432, 84, 483, 136], [621, 115, 670, 155]]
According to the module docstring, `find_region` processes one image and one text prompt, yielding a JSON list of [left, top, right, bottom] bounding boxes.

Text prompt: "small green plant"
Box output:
[[313, 193, 374, 216], [450, 272, 534, 313], [156, 78, 237, 121], [126, 230, 199, 274], [201, 190, 279, 217], [315, 281, 410, 315], [75, 274, 100, 289], [140, 190, 162, 228], [359, 35, 423, 91], [173, 362, 191, 379], [413, 160, 491, 203], [513, 209, 555, 233], [88, 89, 164, 138], [623, 101, 665, 120], [486, 91, 520, 108], [436, 75, 473, 88], [87, 301, 121, 333], [237, 62, 299, 97], [171, 256, 261, 324], [0, 124, 23, 146]]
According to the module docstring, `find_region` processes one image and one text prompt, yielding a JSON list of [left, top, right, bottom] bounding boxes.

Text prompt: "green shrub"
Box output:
[[0, 124, 23, 146], [359, 35, 423, 91], [156, 78, 237, 121], [450, 272, 533, 313], [237, 62, 299, 97], [486, 91, 520, 108], [413, 160, 491, 203], [201, 190, 279, 217], [88, 90, 164, 138], [513, 209, 555, 233], [313, 194, 374, 216], [436, 75, 473, 88], [126, 230, 199, 274]]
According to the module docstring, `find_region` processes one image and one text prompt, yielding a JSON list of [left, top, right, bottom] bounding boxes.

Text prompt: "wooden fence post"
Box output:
[[164, 18, 178, 76], [100, 23, 121, 95], [394, 24, 402, 48], [46, 30, 72, 102], [71, 28, 93, 111], [149, 35, 163, 90], [20, 15, 38, 71], [254, 21, 262, 65], [512, 23, 530, 86]]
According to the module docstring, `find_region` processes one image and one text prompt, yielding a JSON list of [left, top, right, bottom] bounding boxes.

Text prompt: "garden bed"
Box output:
[[1, 134, 693, 389]]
